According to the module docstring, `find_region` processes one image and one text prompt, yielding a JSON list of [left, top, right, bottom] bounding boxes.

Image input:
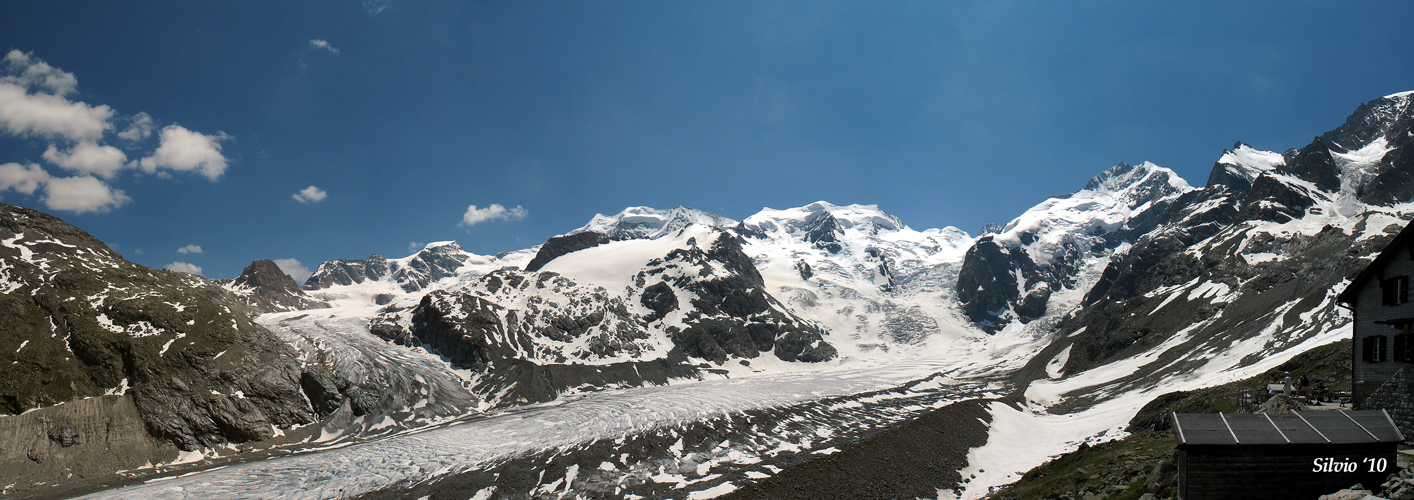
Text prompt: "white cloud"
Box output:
[[177, 244, 202, 254], [309, 39, 341, 55], [0, 162, 49, 195], [164, 261, 202, 276], [0, 83, 114, 141], [42, 175, 129, 214], [292, 185, 328, 204], [0, 51, 113, 141], [0, 51, 234, 214], [460, 203, 528, 227], [137, 125, 230, 180], [2, 50, 78, 96], [273, 258, 313, 283], [42, 141, 127, 178], [117, 112, 154, 143]]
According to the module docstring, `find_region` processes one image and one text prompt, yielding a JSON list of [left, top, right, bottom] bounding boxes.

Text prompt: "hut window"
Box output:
[[1395, 333, 1412, 363], [1382, 276, 1409, 306], [1364, 335, 1388, 363]]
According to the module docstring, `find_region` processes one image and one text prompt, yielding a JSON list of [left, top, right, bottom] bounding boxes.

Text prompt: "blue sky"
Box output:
[[1, 1, 1411, 280]]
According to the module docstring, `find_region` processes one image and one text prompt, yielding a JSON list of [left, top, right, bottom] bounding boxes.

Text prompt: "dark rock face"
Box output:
[[234, 259, 300, 291], [304, 254, 389, 289], [220, 260, 328, 313], [956, 237, 1018, 330], [525, 231, 613, 272], [1236, 174, 1323, 223], [1042, 215, 1387, 393], [795, 260, 813, 280], [1083, 186, 1241, 306], [299, 365, 346, 417], [1321, 93, 1414, 151], [0, 203, 317, 452], [1015, 284, 1052, 321], [801, 210, 844, 254], [640, 281, 678, 323], [666, 233, 836, 364], [47, 426, 78, 447], [1280, 137, 1342, 193]]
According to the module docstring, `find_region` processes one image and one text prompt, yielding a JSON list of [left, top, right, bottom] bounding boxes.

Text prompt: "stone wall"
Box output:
[[1365, 365, 1414, 441]]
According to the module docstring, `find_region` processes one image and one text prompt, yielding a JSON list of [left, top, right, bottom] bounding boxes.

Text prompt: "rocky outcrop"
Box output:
[[956, 237, 1018, 330], [801, 209, 844, 254]]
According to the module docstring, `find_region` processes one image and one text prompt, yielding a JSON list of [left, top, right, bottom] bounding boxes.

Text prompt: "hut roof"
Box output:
[[1171, 410, 1404, 446]]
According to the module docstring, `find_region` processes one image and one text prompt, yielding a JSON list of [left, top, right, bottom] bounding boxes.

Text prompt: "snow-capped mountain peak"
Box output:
[[1216, 143, 1286, 185], [744, 201, 904, 231], [572, 205, 738, 240], [958, 161, 1192, 331], [993, 161, 1191, 250], [1081, 161, 1191, 197]]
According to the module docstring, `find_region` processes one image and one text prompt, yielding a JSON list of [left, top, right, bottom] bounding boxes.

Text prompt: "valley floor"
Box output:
[[71, 350, 1003, 499]]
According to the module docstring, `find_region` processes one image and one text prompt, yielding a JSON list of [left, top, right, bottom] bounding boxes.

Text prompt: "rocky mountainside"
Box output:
[[0, 204, 323, 448], [1013, 91, 1414, 405], [368, 225, 837, 406], [956, 161, 1191, 332]]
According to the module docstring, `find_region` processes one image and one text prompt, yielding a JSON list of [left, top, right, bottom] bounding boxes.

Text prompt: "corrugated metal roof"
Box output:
[[1171, 410, 1404, 445]]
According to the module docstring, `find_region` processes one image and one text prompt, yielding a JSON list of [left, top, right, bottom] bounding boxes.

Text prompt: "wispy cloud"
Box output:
[[309, 39, 341, 55], [177, 244, 202, 254], [293, 185, 327, 204], [117, 112, 153, 142], [164, 261, 202, 276], [460, 203, 528, 227], [363, 0, 395, 14]]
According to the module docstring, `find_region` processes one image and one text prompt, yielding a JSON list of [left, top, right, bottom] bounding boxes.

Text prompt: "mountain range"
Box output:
[[0, 90, 1410, 498]]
